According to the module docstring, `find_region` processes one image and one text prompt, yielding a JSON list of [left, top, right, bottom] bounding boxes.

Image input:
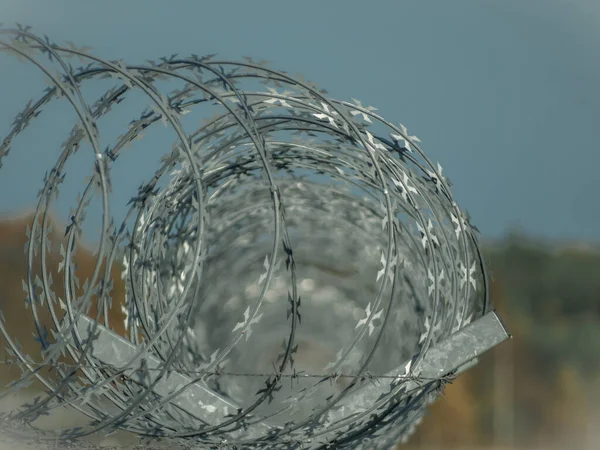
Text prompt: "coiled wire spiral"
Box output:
[[0, 26, 489, 449]]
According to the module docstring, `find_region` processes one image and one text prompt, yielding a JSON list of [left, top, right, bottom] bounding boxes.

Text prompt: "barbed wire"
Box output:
[[0, 24, 492, 449]]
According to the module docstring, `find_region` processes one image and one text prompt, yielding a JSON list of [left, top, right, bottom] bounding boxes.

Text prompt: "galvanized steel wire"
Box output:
[[0, 25, 489, 449]]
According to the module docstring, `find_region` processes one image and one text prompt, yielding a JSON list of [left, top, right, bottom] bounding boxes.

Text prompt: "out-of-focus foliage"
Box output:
[[408, 233, 600, 449], [0, 212, 127, 390], [486, 233, 600, 378]]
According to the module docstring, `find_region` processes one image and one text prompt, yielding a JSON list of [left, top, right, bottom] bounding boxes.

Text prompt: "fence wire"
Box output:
[[0, 25, 493, 449]]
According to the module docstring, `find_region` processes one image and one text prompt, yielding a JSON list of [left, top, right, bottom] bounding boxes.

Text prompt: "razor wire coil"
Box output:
[[0, 25, 489, 449]]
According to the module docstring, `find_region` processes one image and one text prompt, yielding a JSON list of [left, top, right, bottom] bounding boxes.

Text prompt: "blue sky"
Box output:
[[0, 0, 598, 242]]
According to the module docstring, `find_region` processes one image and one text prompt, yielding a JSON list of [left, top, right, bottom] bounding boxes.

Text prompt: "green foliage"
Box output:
[[485, 236, 600, 320], [484, 235, 600, 376]]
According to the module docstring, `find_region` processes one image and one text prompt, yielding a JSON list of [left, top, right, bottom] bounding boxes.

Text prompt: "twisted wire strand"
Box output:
[[0, 358, 457, 383], [0, 25, 488, 449]]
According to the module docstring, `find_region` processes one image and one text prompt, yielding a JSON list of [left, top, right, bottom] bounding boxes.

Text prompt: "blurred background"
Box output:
[[407, 236, 600, 450], [0, 0, 598, 449]]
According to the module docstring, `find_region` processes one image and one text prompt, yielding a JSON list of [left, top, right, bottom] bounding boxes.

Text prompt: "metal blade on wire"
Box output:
[[339, 311, 510, 411], [74, 314, 271, 432]]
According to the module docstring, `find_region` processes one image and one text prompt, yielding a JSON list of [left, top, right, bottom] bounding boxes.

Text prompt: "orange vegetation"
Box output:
[[0, 211, 127, 390]]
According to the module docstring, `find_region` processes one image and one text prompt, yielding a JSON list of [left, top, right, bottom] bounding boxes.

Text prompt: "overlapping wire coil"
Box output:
[[0, 26, 489, 449]]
